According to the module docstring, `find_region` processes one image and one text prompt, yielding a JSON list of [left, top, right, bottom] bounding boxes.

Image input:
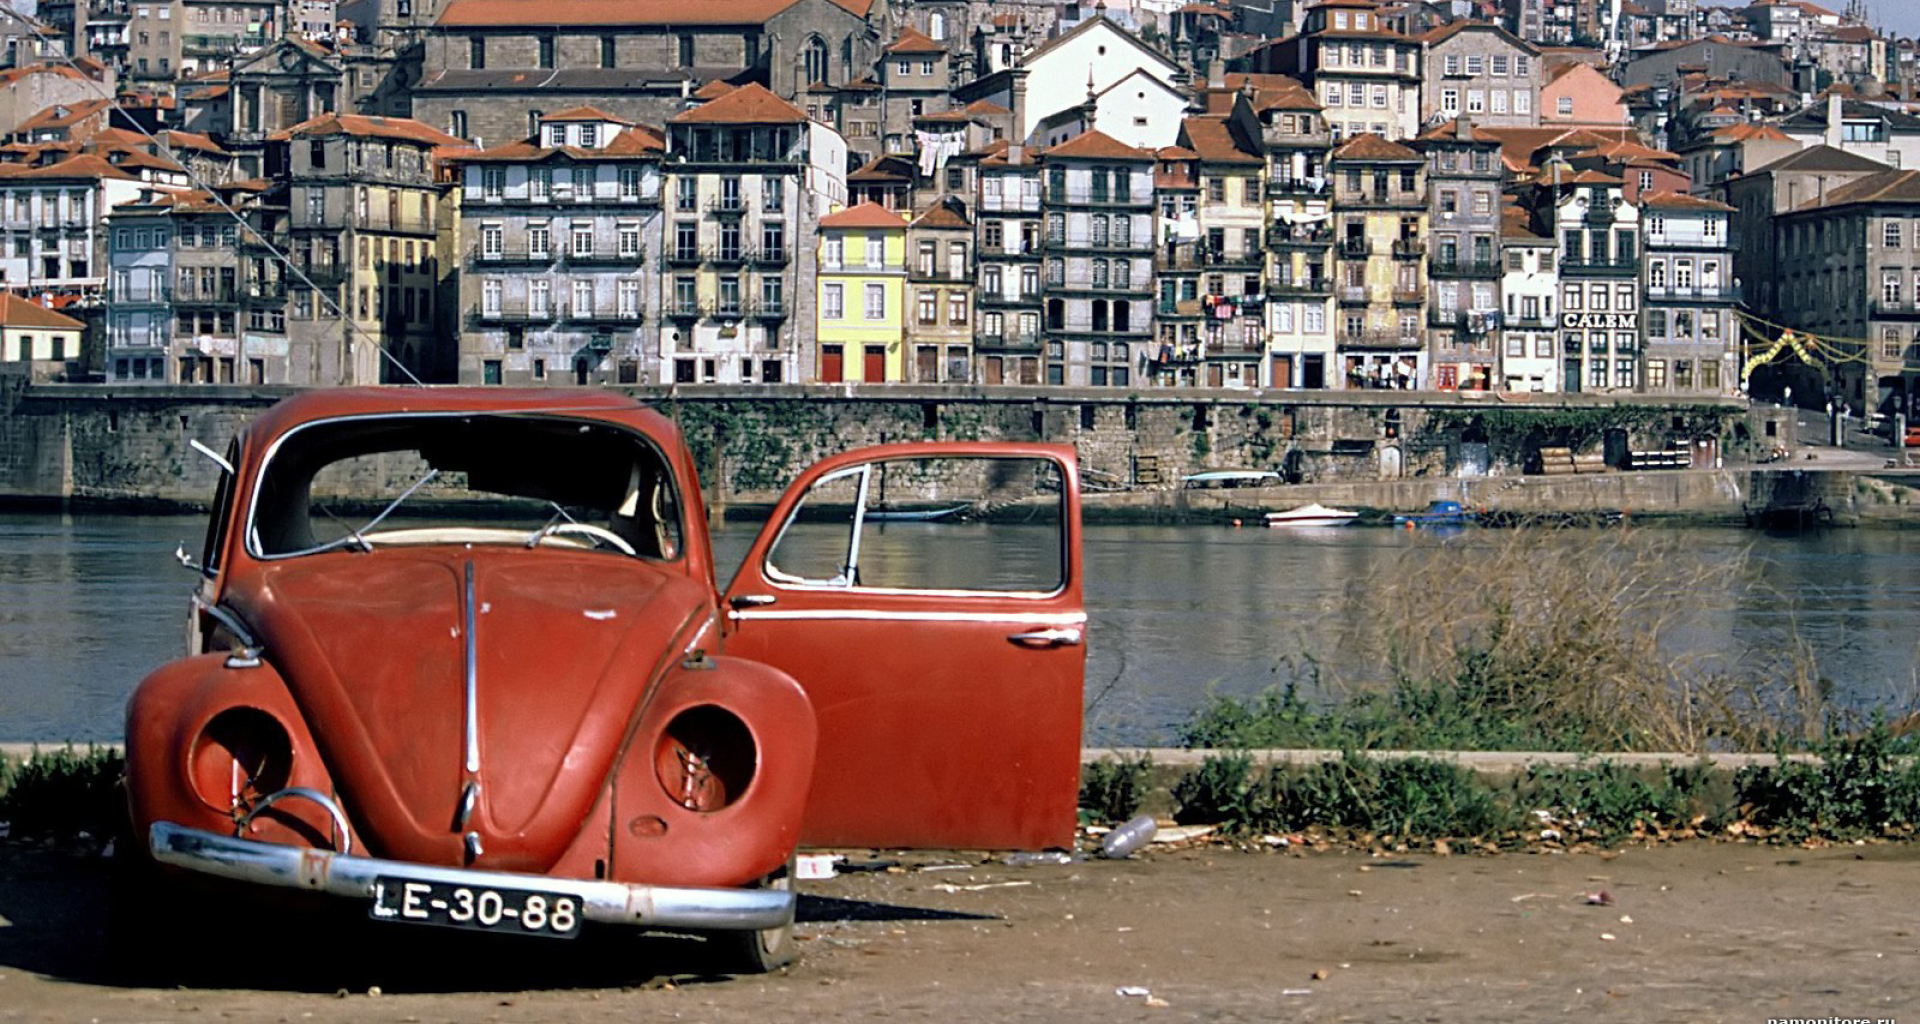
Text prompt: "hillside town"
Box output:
[[0, 0, 1912, 414]]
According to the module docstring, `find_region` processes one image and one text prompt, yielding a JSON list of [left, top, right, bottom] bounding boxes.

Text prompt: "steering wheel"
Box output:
[[527, 522, 637, 556]]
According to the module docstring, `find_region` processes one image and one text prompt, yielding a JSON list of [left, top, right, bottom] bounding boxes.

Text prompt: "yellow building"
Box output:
[[0, 293, 85, 381], [816, 201, 908, 382]]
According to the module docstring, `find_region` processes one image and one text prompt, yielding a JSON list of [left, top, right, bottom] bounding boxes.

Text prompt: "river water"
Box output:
[[3, 512, 1918, 745]]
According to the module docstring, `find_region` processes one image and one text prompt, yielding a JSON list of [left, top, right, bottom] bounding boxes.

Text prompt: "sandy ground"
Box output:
[[0, 837, 1915, 1024]]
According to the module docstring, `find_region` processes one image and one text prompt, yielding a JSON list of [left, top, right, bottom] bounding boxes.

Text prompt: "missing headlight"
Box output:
[[653, 706, 756, 812]]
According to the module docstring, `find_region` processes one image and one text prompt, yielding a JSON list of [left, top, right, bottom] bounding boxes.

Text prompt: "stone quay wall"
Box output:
[[0, 376, 1805, 518]]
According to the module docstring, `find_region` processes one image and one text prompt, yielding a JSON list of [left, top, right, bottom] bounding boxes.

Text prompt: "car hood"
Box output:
[[227, 548, 711, 871]]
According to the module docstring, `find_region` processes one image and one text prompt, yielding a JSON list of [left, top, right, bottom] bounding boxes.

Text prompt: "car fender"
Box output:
[[608, 655, 817, 888], [125, 654, 341, 855]]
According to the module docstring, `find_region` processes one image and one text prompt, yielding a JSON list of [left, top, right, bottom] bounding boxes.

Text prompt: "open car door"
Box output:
[[721, 443, 1085, 851]]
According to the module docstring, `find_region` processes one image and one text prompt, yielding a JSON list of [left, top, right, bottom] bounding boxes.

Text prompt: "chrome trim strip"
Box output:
[[735, 609, 1087, 625], [463, 560, 479, 774], [193, 594, 260, 651], [148, 822, 794, 932]]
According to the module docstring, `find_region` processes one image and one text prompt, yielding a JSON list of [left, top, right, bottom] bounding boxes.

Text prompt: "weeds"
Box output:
[[1734, 726, 1920, 839], [1079, 753, 1153, 824], [0, 745, 125, 843]]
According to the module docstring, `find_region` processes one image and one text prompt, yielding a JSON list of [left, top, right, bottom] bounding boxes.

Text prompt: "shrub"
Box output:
[[1171, 752, 1259, 828], [0, 745, 126, 843], [1079, 753, 1153, 824]]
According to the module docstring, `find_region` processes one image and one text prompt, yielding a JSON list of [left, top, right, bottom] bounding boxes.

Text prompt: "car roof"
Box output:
[[241, 387, 682, 450]]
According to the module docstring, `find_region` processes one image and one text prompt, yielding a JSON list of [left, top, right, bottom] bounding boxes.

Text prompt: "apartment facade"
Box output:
[[815, 201, 906, 383], [1419, 21, 1541, 128], [659, 83, 847, 385], [1178, 112, 1267, 389], [454, 108, 664, 387], [1420, 120, 1503, 390], [1330, 134, 1426, 388], [1640, 191, 1739, 396], [973, 141, 1044, 385], [1500, 206, 1559, 392], [1249, 0, 1423, 143], [1257, 79, 1335, 389], [1040, 129, 1154, 387], [905, 200, 973, 383], [0, 154, 146, 296], [1551, 170, 1642, 393]]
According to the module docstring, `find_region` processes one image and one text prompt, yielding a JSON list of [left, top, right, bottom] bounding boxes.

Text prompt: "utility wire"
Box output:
[[0, 4, 424, 385]]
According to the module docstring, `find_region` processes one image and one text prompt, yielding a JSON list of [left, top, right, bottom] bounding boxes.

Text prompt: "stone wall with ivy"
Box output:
[[0, 383, 1759, 507]]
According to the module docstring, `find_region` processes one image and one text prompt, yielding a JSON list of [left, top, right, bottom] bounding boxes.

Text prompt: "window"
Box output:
[[528, 224, 550, 257], [864, 283, 885, 320], [618, 223, 640, 258], [602, 36, 616, 68], [480, 167, 503, 200], [948, 292, 966, 324], [537, 35, 554, 68], [1466, 89, 1484, 113], [469, 37, 484, 69], [1441, 88, 1459, 113], [823, 282, 844, 319], [866, 235, 884, 268], [480, 223, 503, 258], [1557, 96, 1573, 116], [1885, 220, 1902, 247], [918, 290, 938, 324], [1466, 55, 1484, 76], [1444, 54, 1460, 76], [1491, 91, 1508, 114], [1491, 55, 1509, 76], [1514, 92, 1530, 115]]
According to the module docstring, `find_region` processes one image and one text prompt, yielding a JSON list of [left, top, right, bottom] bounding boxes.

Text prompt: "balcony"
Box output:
[[912, 264, 972, 283], [705, 195, 747, 217], [1335, 188, 1423, 210], [977, 330, 1042, 350], [467, 304, 559, 327], [562, 305, 644, 326], [1429, 256, 1501, 278], [291, 264, 351, 289], [748, 299, 788, 320], [704, 245, 749, 267], [1559, 256, 1639, 276], [468, 245, 550, 267], [663, 248, 703, 268], [979, 289, 1040, 307], [1338, 286, 1369, 305], [1391, 287, 1424, 306], [1339, 330, 1421, 351], [747, 246, 789, 267], [1339, 238, 1372, 258], [564, 246, 645, 268], [1391, 237, 1426, 258], [1266, 177, 1331, 197], [109, 285, 172, 304], [1044, 187, 1153, 208], [1156, 298, 1201, 316], [1646, 282, 1744, 303], [1268, 276, 1332, 297], [1269, 228, 1332, 249], [1159, 246, 1262, 270]]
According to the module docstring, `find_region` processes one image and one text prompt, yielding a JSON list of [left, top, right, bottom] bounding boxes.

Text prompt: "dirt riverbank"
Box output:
[[0, 837, 1913, 1023]]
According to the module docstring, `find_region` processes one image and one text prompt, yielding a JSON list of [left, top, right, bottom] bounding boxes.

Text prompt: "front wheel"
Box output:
[[706, 857, 796, 974]]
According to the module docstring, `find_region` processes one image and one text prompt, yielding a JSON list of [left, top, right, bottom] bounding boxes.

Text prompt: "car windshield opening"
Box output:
[[249, 413, 683, 561]]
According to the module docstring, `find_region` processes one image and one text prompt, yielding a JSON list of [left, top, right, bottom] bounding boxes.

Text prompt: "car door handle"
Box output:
[[729, 594, 777, 609], [1007, 628, 1082, 647]]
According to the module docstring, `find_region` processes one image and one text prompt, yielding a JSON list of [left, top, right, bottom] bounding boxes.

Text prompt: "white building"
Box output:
[[1007, 14, 1184, 145], [1500, 206, 1558, 391], [0, 154, 151, 295]]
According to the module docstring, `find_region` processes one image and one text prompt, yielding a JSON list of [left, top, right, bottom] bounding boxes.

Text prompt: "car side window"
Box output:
[[764, 456, 1065, 594]]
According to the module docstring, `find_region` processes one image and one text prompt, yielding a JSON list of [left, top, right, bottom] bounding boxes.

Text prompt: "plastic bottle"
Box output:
[[1098, 814, 1158, 859]]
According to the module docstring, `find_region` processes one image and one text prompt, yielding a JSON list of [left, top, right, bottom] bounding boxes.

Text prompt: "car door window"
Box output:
[[763, 456, 1064, 594]]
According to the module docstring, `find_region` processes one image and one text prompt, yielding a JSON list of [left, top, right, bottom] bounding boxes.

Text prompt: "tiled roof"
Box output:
[[820, 200, 907, 229], [11, 153, 135, 181], [1641, 190, 1733, 211], [886, 27, 943, 54], [1746, 143, 1889, 176], [17, 98, 112, 131], [543, 105, 631, 123], [1779, 97, 1920, 132], [668, 82, 806, 125], [0, 292, 83, 330], [1040, 129, 1152, 161], [271, 113, 466, 147], [437, 0, 870, 27], [1795, 169, 1920, 210], [849, 154, 914, 181], [910, 203, 970, 229], [160, 130, 229, 154], [1155, 144, 1198, 160], [1711, 122, 1791, 142], [1331, 133, 1421, 161], [964, 99, 1010, 116], [0, 64, 87, 86], [692, 80, 735, 100], [1416, 18, 1537, 53], [1178, 116, 1260, 165]]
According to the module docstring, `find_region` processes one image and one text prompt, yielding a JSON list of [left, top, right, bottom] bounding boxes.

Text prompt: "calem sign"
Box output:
[[1561, 311, 1639, 330]]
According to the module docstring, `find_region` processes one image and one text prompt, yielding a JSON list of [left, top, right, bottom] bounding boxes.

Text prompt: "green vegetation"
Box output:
[[1079, 752, 1153, 825], [0, 745, 124, 844], [1734, 727, 1920, 840]]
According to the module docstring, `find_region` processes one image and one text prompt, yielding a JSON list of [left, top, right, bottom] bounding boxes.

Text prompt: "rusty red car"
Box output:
[[120, 387, 1085, 972]]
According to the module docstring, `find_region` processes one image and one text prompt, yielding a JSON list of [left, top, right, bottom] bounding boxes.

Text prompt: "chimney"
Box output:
[[1009, 66, 1028, 163], [1824, 91, 1842, 147], [1207, 57, 1224, 91]]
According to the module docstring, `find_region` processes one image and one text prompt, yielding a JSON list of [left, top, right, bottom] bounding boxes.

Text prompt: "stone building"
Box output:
[[1256, 76, 1335, 390], [1770, 169, 1920, 416], [0, 153, 146, 296], [1243, 0, 1424, 143], [905, 198, 973, 383], [1547, 168, 1641, 394], [1039, 128, 1154, 388], [1418, 119, 1504, 391], [1418, 20, 1540, 128], [1149, 141, 1201, 386], [124, 0, 282, 87], [1329, 133, 1426, 389], [226, 37, 345, 177], [451, 108, 664, 388], [1639, 190, 1739, 396], [878, 27, 949, 156], [415, 0, 882, 147], [1719, 144, 1885, 327], [272, 112, 462, 385], [972, 137, 1044, 385], [104, 188, 259, 383], [658, 83, 847, 385], [1173, 110, 1267, 389]]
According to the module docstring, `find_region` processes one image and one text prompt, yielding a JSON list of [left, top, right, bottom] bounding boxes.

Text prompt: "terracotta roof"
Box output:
[[819, 200, 907, 229], [886, 27, 943, 54], [692, 80, 735, 100], [543, 105, 631, 123], [1416, 18, 1537, 53], [964, 99, 1010, 116], [1501, 205, 1548, 240], [1331, 133, 1421, 162], [11, 153, 135, 181], [272, 113, 466, 147], [436, 0, 870, 28], [1416, 118, 1501, 143], [1155, 144, 1198, 160], [848, 155, 914, 181], [1575, 139, 1678, 163], [160, 130, 230, 155], [668, 82, 806, 125], [1795, 169, 1920, 211], [1040, 129, 1152, 161], [1641, 190, 1733, 212], [0, 64, 87, 86], [1553, 168, 1623, 185], [910, 203, 970, 229], [0, 292, 83, 331], [1746, 143, 1889, 177], [1178, 116, 1260, 165], [17, 98, 112, 131]]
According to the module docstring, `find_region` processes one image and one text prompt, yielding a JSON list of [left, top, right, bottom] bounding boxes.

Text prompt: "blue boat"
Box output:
[[1393, 500, 1477, 527]]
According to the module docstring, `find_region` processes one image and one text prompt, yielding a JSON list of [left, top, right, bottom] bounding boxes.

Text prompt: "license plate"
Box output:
[[370, 877, 583, 939]]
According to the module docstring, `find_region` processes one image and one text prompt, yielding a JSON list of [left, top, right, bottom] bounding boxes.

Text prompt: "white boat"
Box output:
[[1264, 503, 1360, 528]]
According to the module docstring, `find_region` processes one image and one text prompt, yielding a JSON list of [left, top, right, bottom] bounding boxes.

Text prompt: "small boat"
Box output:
[[1181, 469, 1283, 489], [1393, 500, 1477, 527], [1264, 503, 1360, 528], [864, 503, 970, 522]]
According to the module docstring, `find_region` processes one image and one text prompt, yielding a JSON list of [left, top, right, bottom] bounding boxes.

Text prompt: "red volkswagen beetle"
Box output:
[[120, 388, 1085, 972]]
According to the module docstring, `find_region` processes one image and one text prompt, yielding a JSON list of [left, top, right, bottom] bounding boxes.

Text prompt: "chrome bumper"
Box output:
[[148, 822, 793, 932]]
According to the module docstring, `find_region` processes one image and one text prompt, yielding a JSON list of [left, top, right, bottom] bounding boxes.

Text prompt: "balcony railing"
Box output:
[[1338, 286, 1368, 305], [912, 264, 972, 282], [747, 299, 788, 319], [1429, 257, 1501, 278], [747, 246, 789, 266], [467, 304, 558, 326], [705, 195, 747, 216], [562, 305, 644, 325], [1391, 237, 1426, 258], [1339, 330, 1421, 351], [108, 286, 172, 304], [664, 248, 703, 267], [1044, 187, 1153, 207], [979, 289, 1040, 306], [705, 245, 748, 267], [1647, 282, 1743, 303], [1268, 276, 1332, 296], [469, 245, 550, 267], [1266, 177, 1331, 197], [665, 299, 701, 318], [1269, 228, 1332, 248], [1559, 256, 1640, 275], [564, 246, 646, 267], [1339, 238, 1371, 257], [1391, 287, 1424, 305], [977, 330, 1042, 350]]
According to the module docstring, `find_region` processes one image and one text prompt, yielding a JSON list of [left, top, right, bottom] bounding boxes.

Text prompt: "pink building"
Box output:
[[1540, 62, 1627, 127]]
